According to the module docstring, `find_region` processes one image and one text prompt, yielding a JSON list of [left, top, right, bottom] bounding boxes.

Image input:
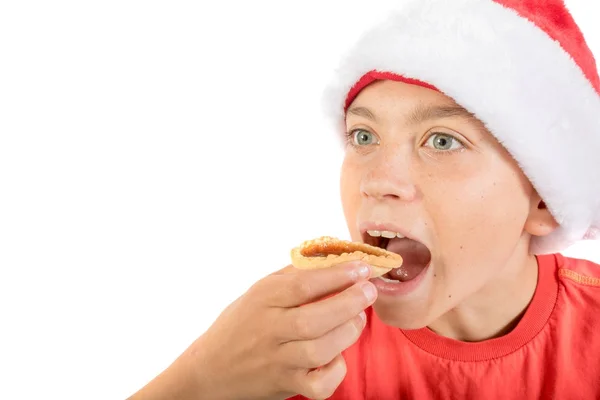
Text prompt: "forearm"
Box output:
[[127, 342, 227, 400]]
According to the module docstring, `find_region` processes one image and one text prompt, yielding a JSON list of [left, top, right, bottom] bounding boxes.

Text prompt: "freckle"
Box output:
[[448, 295, 452, 298], [434, 274, 437, 277], [460, 246, 463, 250]]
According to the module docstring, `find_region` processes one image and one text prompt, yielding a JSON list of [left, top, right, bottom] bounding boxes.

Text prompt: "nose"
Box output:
[[360, 160, 417, 202]]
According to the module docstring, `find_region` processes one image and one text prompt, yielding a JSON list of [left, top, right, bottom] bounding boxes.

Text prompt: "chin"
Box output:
[[371, 301, 432, 330]]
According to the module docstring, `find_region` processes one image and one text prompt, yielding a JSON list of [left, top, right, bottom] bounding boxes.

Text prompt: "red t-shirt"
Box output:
[[290, 253, 600, 399]]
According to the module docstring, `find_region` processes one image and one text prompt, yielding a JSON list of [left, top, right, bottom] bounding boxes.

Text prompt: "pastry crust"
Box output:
[[290, 236, 403, 278]]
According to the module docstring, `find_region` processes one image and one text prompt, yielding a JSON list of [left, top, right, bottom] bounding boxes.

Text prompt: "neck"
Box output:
[[427, 242, 539, 342]]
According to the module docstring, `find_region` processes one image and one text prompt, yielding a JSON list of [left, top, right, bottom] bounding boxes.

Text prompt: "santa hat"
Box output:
[[323, 0, 600, 254]]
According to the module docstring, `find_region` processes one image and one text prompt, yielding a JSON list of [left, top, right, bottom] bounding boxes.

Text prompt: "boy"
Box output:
[[129, 0, 600, 398]]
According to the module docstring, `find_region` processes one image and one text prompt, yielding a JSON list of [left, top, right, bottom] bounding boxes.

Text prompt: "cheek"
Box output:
[[423, 160, 532, 264], [340, 156, 362, 235]]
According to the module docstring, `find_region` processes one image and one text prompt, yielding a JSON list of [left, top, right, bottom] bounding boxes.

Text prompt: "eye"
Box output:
[[425, 132, 464, 151], [349, 129, 378, 146]]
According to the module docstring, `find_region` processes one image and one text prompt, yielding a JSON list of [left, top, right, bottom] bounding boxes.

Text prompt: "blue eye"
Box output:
[[425, 133, 464, 151], [351, 129, 376, 146]]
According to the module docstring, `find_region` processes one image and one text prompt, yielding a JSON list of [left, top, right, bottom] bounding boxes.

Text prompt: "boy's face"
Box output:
[[340, 80, 541, 329]]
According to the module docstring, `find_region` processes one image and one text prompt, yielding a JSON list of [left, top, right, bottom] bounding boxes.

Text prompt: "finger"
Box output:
[[294, 354, 347, 400], [265, 261, 372, 308], [280, 280, 376, 340], [280, 311, 366, 369]]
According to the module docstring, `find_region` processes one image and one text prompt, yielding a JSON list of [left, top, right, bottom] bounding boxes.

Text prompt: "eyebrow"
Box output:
[[346, 104, 478, 125], [346, 106, 377, 121], [408, 104, 477, 125]]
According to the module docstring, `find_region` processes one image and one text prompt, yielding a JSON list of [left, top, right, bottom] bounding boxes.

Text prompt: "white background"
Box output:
[[1, 1, 599, 399]]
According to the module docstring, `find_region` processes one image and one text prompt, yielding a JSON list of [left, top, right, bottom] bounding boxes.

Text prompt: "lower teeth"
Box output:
[[378, 275, 401, 284]]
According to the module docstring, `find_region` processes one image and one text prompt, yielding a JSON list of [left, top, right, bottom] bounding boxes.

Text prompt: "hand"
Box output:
[[131, 261, 377, 400], [197, 261, 377, 400]]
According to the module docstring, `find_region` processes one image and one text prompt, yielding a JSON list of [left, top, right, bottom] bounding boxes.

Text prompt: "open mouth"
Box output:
[[362, 230, 432, 283]]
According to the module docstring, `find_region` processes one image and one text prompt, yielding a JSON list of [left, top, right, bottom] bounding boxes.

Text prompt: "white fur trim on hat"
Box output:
[[323, 0, 600, 254]]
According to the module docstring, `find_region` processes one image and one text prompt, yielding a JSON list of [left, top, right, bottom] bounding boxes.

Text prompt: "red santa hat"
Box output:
[[323, 0, 600, 254]]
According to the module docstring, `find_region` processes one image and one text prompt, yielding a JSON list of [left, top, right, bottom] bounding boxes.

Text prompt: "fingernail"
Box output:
[[358, 311, 366, 323], [351, 263, 371, 280], [360, 282, 377, 302]]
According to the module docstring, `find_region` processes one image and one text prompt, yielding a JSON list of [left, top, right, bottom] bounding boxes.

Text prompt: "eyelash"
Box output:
[[343, 129, 365, 147], [423, 131, 466, 155], [344, 129, 466, 154]]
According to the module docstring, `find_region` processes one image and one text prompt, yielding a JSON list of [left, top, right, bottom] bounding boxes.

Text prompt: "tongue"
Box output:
[[385, 238, 431, 282]]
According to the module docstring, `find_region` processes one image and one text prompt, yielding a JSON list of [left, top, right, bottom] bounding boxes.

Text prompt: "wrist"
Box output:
[[127, 346, 226, 400], [184, 337, 234, 400]]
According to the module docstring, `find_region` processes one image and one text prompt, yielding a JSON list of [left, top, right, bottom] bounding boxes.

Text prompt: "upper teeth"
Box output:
[[367, 230, 405, 239]]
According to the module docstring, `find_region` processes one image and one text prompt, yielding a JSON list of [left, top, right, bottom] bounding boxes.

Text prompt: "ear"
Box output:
[[524, 194, 559, 237]]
